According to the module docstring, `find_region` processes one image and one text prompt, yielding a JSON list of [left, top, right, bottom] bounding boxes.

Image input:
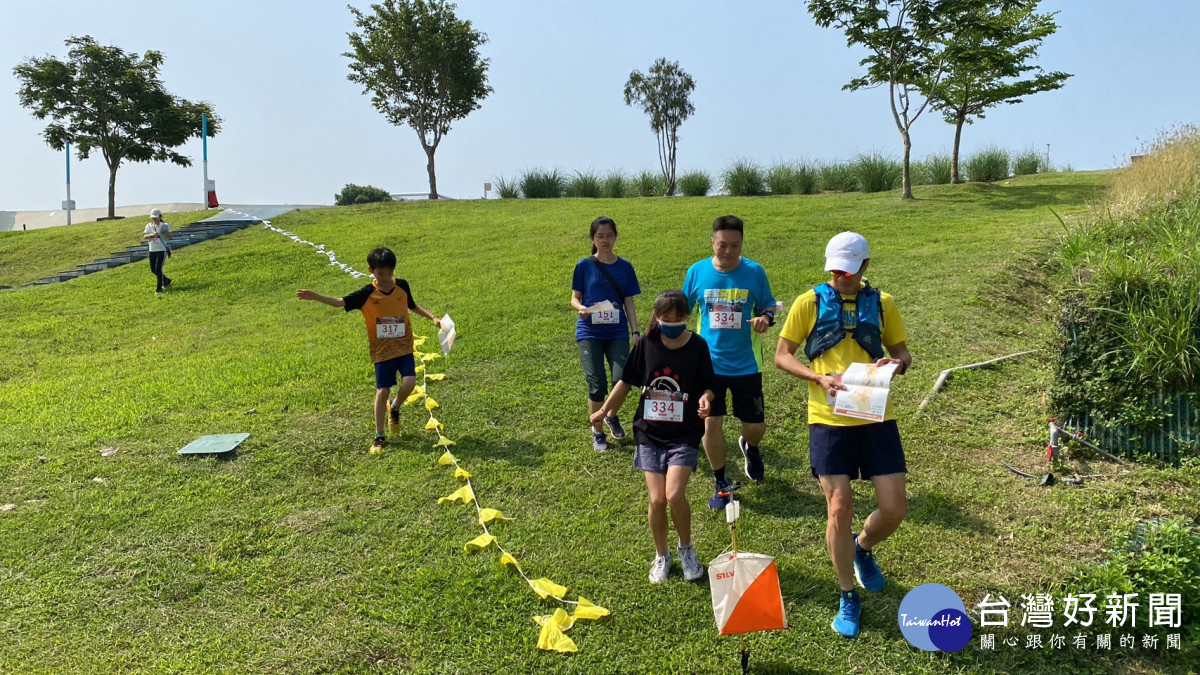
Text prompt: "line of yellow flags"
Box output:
[[405, 337, 610, 653]]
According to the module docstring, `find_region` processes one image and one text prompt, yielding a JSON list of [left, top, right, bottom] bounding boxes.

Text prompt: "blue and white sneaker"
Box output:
[[852, 532, 886, 592], [831, 589, 862, 638], [592, 431, 608, 452], [604, 416, 626, 440]]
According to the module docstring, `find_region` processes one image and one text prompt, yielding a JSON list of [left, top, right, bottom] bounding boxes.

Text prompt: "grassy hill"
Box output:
[[2, 173, 1196, 673]]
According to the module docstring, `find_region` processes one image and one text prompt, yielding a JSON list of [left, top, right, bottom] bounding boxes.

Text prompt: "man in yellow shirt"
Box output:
[[774, 232, 912, 639]]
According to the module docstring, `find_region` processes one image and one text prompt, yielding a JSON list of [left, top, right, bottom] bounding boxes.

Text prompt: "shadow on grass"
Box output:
[[906, 490, 996, 536], [445, 435, 549, 469], [918, 182, 1106, 211]]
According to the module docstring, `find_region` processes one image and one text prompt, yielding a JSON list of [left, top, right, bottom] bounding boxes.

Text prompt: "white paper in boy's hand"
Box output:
[[439, 314, 456, 356], [585, 300, 615, 314]]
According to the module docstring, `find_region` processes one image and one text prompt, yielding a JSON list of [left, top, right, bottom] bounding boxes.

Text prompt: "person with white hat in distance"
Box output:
[[142, 208, 173, 294]]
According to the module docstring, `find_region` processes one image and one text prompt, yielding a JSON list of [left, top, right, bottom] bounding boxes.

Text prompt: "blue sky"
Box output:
[[2, 0, 1197, 209]]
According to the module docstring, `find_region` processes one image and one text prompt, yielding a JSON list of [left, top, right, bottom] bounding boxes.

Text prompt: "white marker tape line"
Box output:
[[261, 219, 369, 279]]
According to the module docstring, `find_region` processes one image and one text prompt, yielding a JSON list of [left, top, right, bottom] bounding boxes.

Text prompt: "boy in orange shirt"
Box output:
[[298, 247, 443, 453]]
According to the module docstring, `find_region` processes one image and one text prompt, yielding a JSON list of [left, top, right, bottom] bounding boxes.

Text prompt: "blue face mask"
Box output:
[[658, 321, 687, 339]]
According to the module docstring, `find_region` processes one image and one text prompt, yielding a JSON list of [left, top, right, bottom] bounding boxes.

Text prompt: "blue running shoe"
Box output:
[[604, 416, 626, 440], [831, 590, 861, 638], [592, 431, 608, 452], [852, 532, 885, 592], [708, 477, 735, 509]]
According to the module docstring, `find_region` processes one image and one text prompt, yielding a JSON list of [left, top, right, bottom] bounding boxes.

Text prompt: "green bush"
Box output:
[[493, 175, 520, 199], [1066, 518, 1200, 632], [1013, 146, 1044, 176], [853, 152, 902, 193], [965, 146, 1011, 182], [794, 163, 819, 195], [722, 160, 766, 197], [634, 170, 666, 198], [678, 170, 712, 197], [567, 171, 602, 198], [334, 184, 394, 206], [602, 172, 629, 198], [767, 164, 798, 195], [519, 168, 568, 199], [912, 153, 952, 185], [818, 162, 859, 192]]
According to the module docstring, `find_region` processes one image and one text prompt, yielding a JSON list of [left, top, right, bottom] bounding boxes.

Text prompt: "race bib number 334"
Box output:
[[376, 317, 406, 339], [708, 304, 742, 330], [643, 390, 685, 423]]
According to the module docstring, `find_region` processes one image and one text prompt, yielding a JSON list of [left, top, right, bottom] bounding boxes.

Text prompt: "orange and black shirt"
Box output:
[[343, 279, 418, 363]]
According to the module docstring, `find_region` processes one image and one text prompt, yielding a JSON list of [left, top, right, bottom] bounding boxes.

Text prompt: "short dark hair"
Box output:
[[367, 247, 397, 269], [712, 215, 744, 234]]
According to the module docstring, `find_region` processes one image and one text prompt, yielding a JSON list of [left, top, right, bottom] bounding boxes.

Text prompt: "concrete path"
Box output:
[[1, 203, 326, 232]]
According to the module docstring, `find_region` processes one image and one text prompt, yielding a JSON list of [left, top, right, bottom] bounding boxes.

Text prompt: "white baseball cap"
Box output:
[[824, 232, 870, 274], [150, 208, 163, 219]]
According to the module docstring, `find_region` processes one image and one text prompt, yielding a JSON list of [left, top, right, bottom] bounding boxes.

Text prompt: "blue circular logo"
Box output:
[[897, 583, 972, 652]]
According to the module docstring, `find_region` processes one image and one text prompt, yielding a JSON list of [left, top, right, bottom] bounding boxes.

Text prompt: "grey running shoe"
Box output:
[[592, 431, 608, 452], [677, 542, 704, 582]]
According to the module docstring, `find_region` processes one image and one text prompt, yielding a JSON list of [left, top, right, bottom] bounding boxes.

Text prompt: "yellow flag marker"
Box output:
[[421, 351, 442, 362], [528, 577, 568, 600], [404, 387, 426, 405], [414, 337, 427, 347], [434, 437, 456, 448], [500, 552, 522, 572], [424, 417, 442, 431], [437, 450, 456, 465], [425, 397, 439, 411], [536, 619, 577, 653], [437, 485, 474, 505], [572, 596, 610, 621], [415, 363, 426, 373], [479, 508, 511, 524], [533, 608, 576, 631], [425, 373, 446, 381], [464, 533, 497, 553], [454, 467, 471, 481]]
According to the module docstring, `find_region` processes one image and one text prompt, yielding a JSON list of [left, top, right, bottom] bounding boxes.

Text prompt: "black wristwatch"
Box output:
[[761, 310, 776, 327]]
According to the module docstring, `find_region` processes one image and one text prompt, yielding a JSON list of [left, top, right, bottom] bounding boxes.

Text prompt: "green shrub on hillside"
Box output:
[[767, 164, 798, 195], [634, 170, 666, 197], [818, 162, 858, 192], [722, 160, 766, 196], [493, 175, 520, 199], [567, 171, 602, 198], [602, 172, 630, 198], [520, 168, 567, 199], [334, 184, 394, 206], [912, 153, 952, 185], [854, 152, 902, 193], [678, 170, 712, 197], [965, 147, 1011, 182], [1013, 147, 1045, 176]]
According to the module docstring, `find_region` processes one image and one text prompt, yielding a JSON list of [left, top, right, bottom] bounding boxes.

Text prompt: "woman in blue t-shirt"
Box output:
[[591, 289, 716, 583], [570, 216, 642, 452]]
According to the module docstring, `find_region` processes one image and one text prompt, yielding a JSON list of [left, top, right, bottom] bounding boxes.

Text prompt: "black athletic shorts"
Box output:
[[809, 420, 906, 480], [709, 372, 765, 424]]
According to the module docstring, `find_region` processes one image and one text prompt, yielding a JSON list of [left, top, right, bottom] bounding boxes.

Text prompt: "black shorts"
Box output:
[[809, 420, 906, 480], [709, 372, 765, 424]]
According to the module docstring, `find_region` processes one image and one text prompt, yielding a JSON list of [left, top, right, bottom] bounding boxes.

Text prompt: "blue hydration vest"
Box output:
[[804, 281, 885, 361]]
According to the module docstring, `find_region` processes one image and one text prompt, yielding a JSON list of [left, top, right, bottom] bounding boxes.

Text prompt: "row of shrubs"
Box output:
[[494, 147, 1057, 199]]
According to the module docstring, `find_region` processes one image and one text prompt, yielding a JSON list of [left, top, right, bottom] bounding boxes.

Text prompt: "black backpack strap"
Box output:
[[589, 256, 625, 300]]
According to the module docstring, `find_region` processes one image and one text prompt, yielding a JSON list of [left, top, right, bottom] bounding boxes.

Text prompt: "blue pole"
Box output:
[[66, 139, 72, 225], [202, 113, 209, 207]]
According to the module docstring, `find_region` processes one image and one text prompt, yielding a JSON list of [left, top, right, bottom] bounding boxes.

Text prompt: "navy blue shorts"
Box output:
[[809, 420, 906, 480], [374, 354, 416, 389]]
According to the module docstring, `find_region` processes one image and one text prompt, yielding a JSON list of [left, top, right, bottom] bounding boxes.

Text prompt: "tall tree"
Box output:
[[346, 0, 491, 200], [14, 36, 219, 219], [809, 0, 965, 199], [926, 1, 1070, 183], [623, 58, 696, 197]]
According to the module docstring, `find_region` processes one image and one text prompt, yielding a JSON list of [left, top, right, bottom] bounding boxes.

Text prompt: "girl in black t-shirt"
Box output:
[[591, 289, 716, 584]]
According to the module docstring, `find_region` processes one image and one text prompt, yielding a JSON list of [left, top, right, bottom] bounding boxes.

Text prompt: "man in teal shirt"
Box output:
[[683, 215, 777, 508]]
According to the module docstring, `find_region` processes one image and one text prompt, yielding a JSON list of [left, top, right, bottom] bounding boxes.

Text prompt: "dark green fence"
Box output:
[[1067, 393, 1198, 464]]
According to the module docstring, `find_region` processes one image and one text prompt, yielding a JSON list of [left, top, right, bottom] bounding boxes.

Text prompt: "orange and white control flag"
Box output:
[[708, 552, 787, 635]]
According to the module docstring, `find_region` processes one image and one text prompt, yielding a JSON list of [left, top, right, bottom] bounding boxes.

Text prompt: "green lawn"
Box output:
[[0, 209, 219, 287], [2, 174, 1196, 673]]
